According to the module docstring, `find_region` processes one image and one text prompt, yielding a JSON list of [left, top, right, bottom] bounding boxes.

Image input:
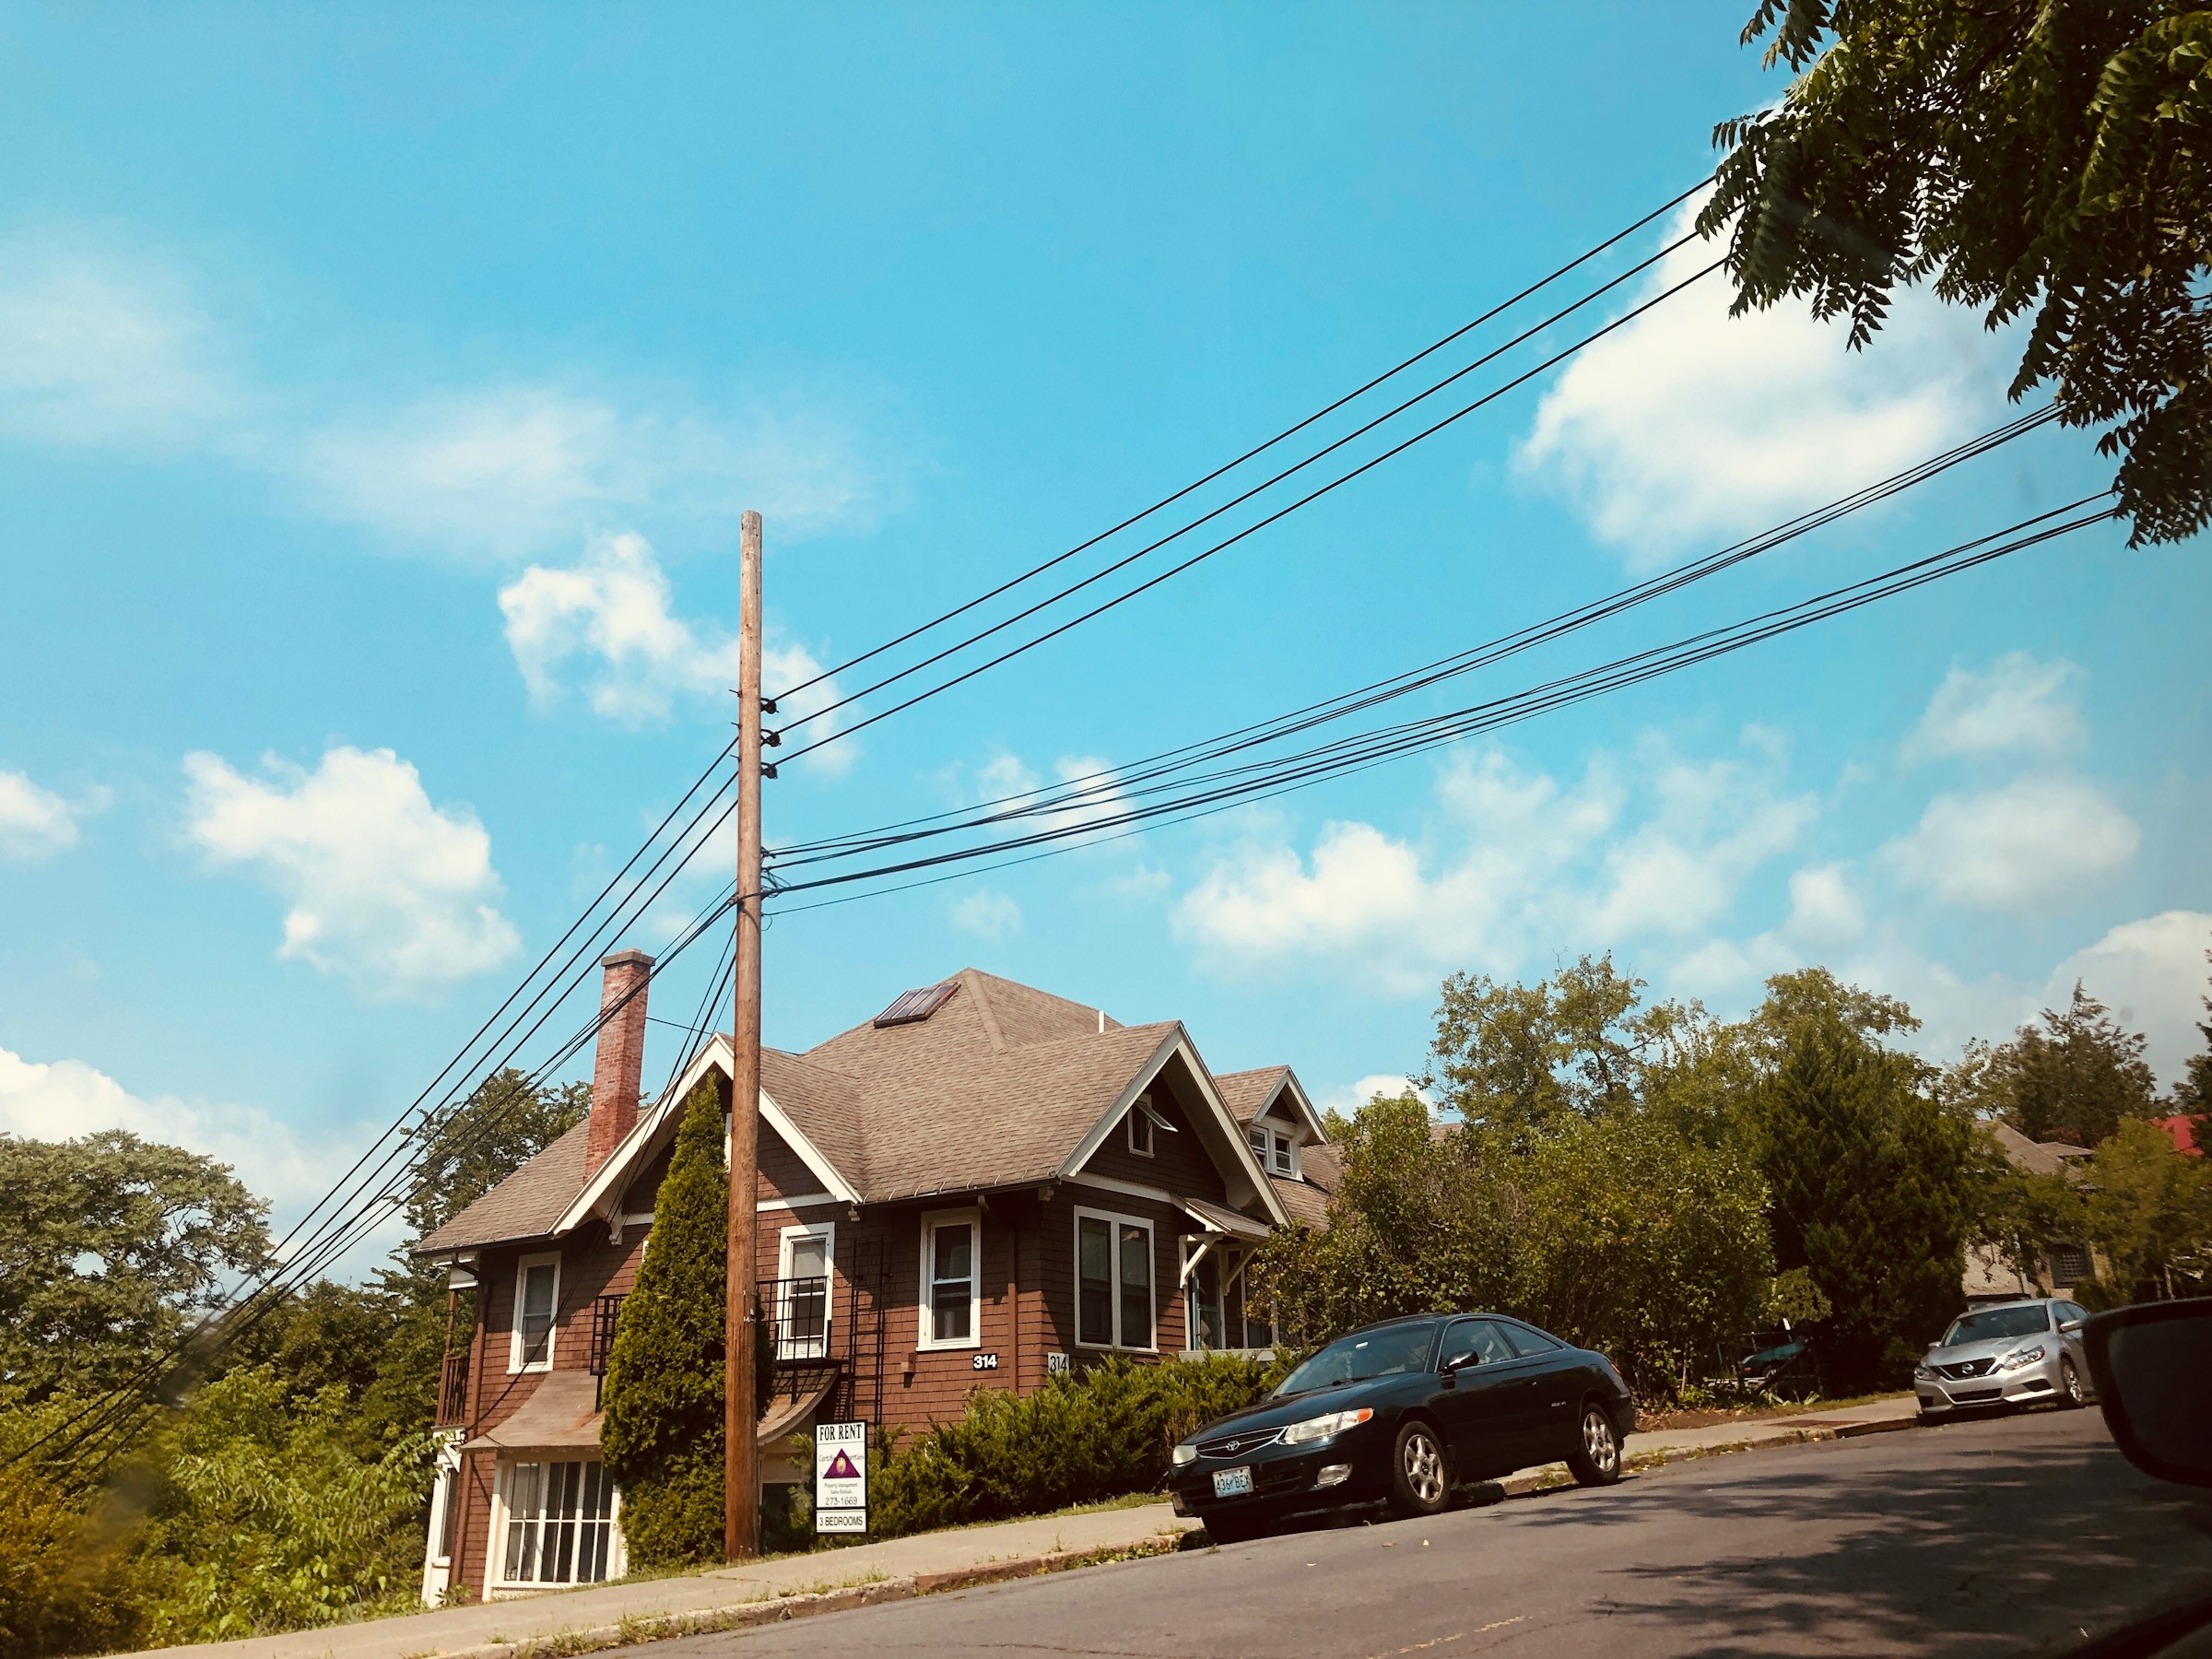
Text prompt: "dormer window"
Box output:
[[1248, 1124, 1299, 1178]]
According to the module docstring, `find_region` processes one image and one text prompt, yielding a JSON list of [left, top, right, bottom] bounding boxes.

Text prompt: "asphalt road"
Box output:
[[651, 1409, 2212, 1658]]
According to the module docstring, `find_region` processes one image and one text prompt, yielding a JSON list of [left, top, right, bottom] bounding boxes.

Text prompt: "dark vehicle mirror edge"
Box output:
[[2082, 1297, 2212, 1489]]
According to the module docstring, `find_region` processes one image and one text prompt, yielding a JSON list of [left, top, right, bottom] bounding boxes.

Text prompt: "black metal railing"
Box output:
[[760, 1275, 833, 1361], [435, 1349, 471, 1427], [588, 1292, 625, 1407]]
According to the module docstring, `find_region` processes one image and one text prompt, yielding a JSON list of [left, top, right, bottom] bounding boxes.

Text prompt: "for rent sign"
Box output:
[[814, 1419, 867, 1535]]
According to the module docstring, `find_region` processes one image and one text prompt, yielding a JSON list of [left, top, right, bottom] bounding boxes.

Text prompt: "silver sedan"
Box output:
[[1915, 1297, 2094, 1418]]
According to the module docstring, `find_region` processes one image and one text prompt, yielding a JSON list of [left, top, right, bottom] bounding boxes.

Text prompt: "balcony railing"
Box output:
[[760, 1275, 833, 1362], [435, 1349, 471, 1427]]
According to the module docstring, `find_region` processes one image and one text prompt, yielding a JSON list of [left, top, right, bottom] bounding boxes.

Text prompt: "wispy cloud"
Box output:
[[0, 765, 87, 861], [0, 227, 907, 563], [1906, 651, 2086, 763]]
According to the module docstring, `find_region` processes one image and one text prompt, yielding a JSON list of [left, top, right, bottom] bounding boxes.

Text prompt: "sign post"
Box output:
[[814, 1419, 868, 1535]]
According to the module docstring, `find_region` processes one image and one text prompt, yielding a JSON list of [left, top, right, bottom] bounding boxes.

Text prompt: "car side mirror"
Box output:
[[2083, 1299, 2212, 1488], [2059, 1318, 2084, 1334]]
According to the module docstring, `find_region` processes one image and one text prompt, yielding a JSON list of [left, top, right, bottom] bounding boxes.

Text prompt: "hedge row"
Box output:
[[829, 1352, 1290, 1541]]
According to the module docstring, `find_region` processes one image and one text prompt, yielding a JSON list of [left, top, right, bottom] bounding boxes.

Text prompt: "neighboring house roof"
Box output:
[[2156, 1114, 2201, 1157], [1985, 1120, 2094, 1179], [1217, 1067, 1289, 1124], [1267, 1140, 1342, 1230], [418, 967, 1298, 1255]]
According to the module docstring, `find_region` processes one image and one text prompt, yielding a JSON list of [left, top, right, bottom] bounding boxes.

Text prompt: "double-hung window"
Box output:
[[1246, 1124, 1299, 1178], [500, 1460, 616, 1587], [512, 1253, 559, 1372], [1075, 1208, 1155, 1350], [777, 1223, 834, 1360], [919, 1208, 980, 1349]]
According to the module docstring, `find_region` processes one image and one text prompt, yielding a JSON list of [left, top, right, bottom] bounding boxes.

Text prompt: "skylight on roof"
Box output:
[[873, 979, 959, 1028]]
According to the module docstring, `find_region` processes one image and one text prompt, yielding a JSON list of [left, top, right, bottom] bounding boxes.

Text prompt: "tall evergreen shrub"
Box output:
[[598, 1082, 730, 1567]]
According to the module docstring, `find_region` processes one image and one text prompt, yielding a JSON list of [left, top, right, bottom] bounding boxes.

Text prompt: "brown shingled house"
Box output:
[[410, 959, 1335, 1602]]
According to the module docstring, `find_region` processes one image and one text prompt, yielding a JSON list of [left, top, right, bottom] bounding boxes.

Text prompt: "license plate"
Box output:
[[1212, 1466, 1253, 1497]]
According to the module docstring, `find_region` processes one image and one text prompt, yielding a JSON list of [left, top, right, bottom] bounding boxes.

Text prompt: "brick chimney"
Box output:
[[585, 949, 653, 1177]]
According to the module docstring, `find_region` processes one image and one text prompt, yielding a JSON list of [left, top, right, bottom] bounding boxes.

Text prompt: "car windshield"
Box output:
[[1276, 1322, 1438, 1396], [1942, 1304, 2051, 1347]]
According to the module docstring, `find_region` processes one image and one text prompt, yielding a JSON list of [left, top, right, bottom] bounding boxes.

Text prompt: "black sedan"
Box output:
[[1167, 1312, 1635, 1542]]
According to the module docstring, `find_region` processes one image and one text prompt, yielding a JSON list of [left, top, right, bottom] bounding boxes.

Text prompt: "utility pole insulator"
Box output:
[[724, 509, 765, 1563]]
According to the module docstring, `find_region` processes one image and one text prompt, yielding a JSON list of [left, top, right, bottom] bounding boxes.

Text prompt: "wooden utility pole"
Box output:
[[724, 508, 765, 1562]]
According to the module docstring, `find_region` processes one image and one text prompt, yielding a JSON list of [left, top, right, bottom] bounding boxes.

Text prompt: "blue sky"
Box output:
[[2, 3, 2206, 1240]]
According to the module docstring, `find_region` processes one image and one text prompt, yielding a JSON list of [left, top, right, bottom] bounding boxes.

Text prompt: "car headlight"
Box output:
[[1912, 1365, 1934, 1382], [1998, 1344, 2046, 1371], [1171, 1442, 1196, 1466], [1279, 1406, 1374, 1446]]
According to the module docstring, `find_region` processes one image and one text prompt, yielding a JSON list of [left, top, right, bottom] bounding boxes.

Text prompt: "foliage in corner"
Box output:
[[1704, 0, 2211, 545]]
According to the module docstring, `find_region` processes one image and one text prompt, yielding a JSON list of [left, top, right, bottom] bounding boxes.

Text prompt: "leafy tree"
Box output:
[[1750, 971, 1971, 1389], [1425, 955, 1695, 1142], [2079, 1116, 2212, 1299], [132, 1366, 433, 1643], [1949, 982, 2159, 1147], [598, 1081, 771, 1566], [1704, 0, 2212, 545], [2171, 951, 2212, 1150], [0, 1131, 270, 1407], [0, 1406, 142, 1658], [404, 1069, 594, 1245]]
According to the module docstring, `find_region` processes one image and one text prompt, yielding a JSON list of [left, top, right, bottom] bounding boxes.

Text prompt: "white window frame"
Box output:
[[1126, 1100, 1155, 1157], [1246, 1122, 1300, 1178], [776, 1221, 836, 1360], [917, 1207, 982, 1351], [509, 1252, 561, 1373], [1073, 1205, 1159, 1354], [489, 1457, 623, 1592]]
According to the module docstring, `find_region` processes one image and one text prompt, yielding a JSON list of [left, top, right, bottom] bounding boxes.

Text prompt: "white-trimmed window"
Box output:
[[498, 1459, 617, 1587], [776, 1222, 835, 1360], [1246, 1123, 1299, 1178], [1126, 1098, 1155, 1157], [1075, 1206, 1156, 1351], [510, 1253, 560, 1372], [919, 1208, 981, 1349]]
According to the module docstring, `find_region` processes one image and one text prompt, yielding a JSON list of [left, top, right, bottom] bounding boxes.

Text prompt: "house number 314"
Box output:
[[971, 1352, 1000, 1371]]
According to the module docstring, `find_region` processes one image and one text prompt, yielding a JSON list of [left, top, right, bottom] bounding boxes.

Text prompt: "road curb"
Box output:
[[416, 1536, 1184, 1659]]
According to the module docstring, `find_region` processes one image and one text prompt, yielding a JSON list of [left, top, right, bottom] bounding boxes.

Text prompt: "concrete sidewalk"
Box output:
[[134, 1394, 1921, 1659]]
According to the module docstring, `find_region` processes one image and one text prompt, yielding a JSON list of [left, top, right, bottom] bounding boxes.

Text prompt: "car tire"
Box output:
[[1387, 1420, 1452, 1519], [1567, 1401, 1623, 1488], [2058, 1355, 2086, 1409]]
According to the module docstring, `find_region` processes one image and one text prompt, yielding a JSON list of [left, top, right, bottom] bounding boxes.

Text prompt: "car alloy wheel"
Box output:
[[2060, 1355, 2086, 1408], [1389, 1422, 1450, 1517], [1569, 1404, 1622, 1488]]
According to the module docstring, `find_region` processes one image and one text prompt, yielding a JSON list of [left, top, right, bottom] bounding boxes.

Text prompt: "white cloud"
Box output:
[[182, 745, 520, 998], [1175, 736, 1808, 994], [1886, 774, 2139, 912], [963, 749, 1135, 841], [0, 1043, 332, 1212], [0, 767, 81, 860], [499, 532, 851, 766], [0, 230, 901, 562], [1906, 652, 2087, 763], [2046, 911, 2212, 1088], [0, 231, 236, 450], [1518, 198, 2007, 567], [1321, 1073, 1428, 1114], [950, 888, 1022, 940], [1783, 861, 1866, 950]]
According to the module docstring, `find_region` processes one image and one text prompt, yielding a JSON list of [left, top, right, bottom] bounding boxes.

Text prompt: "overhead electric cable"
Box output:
[[768, 176, 1714, 707], [772, 407, 2061, 865], [772, 258, 1728, 770]]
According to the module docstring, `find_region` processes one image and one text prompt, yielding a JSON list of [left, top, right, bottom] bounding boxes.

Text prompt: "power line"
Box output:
[[771, 407, 2060, 867], [767, 176, 1714, 708], [760, 500, 2117, 910], [772, 258, 1728, 770]]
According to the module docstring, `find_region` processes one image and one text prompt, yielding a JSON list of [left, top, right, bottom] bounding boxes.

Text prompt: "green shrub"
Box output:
[[0, 1407, 143, 1658], [860, 1352, 1285, 1540]]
